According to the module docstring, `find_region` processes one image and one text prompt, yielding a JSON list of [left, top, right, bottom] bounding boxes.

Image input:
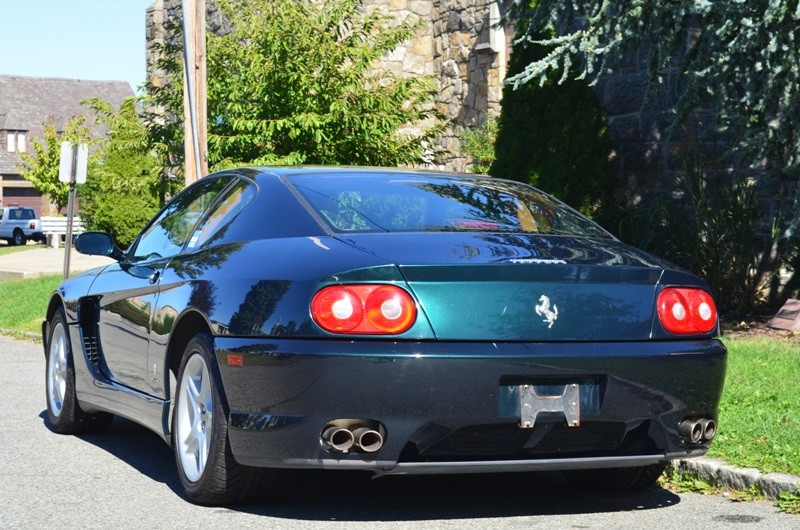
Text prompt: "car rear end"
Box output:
[[216, 170, 726, 479]]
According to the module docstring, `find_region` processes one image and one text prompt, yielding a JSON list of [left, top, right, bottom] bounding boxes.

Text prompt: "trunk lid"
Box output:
[[337, 233, 664, 341]]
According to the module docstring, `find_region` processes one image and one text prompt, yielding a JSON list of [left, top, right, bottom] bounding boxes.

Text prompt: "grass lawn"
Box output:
[[710, 335, 800, 476], [0, 274, 61, 336]]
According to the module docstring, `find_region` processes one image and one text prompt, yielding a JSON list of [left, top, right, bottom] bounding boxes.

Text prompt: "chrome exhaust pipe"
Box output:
[[352, 427, 383, 453], [679, 420, 703, 443], [321, 425, 355, 453], [698, 418, 716, 441]]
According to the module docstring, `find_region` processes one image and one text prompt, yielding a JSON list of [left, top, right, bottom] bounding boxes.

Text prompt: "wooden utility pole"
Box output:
[[182, 0, 208, 186]]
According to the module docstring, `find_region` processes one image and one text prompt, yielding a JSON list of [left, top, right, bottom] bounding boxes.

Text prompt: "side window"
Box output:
[[185, 179, 257, 250], [130, 177, 231, 262], [23, 209, 35, 220]]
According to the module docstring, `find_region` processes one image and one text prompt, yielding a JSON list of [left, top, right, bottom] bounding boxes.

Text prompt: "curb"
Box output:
[[671, 457, 800, 500]]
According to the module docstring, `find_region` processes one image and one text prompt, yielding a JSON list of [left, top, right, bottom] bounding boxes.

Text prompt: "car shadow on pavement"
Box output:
[[246, 469, 682, 521], [40, 411, 682, 520], [39, 411, 184, 497]]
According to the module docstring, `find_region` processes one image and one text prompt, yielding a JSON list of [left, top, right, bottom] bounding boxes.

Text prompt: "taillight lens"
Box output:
[[657, 287, 718, 335], [311, 284, 417, 335]]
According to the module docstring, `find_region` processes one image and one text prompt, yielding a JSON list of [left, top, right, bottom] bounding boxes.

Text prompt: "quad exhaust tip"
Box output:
[[321, 419, 385, 454], [679, 418, 716, 443]]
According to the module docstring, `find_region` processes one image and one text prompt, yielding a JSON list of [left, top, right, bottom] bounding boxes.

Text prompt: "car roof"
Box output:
[[242, 165, 486, 181]]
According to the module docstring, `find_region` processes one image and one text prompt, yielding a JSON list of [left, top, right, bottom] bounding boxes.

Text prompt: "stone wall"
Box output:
[[593, 43, 716, 204], [594, 40, 781, 239], [431, 0, 506, 171], [145, 0, 508, 171]]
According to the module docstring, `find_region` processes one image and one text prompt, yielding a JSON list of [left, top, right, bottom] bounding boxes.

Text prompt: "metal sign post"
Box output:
[[58, 141, 88, 280]]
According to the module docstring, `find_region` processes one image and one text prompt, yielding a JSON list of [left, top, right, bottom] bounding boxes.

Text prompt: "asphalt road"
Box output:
[[1, 336, 797, 529]]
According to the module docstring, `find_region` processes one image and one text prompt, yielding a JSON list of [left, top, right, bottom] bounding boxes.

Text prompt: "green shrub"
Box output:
[[89, 193, 159, 248], [490, 32, 617, 217], [461, 117, 498, 174], [618, 144, 760, 313]]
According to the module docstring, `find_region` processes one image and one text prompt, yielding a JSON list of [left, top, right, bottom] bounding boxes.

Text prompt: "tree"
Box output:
[[506, 1, 800, 170], [147, 0, 440, 174], [506, 0, 800, 307], [18, 117, 91, 211], [79, 97, 164, 247], [490, 26, 616, 217]]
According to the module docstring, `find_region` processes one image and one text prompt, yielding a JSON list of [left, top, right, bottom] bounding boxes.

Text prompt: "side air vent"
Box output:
[[78, 299, 102, 368], [84, 335, 101, 366]]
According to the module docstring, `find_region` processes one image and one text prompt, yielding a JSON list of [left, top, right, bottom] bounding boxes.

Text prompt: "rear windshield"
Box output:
[[287, 173, 612, 239]]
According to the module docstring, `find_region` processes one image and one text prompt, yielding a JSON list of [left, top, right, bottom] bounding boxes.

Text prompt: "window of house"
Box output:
[[5, 131, 27, 153]]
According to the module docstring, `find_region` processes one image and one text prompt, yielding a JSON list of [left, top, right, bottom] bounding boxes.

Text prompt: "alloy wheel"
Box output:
[[47, 322, 68, 418], [176, 352, 214, 483]]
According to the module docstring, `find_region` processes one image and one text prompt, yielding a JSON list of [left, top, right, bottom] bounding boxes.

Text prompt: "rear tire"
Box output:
[[561, 463, 667, 492], [45, 311, 113, 434], [12, 229, 25, 246], [173, 332, 277, 505]]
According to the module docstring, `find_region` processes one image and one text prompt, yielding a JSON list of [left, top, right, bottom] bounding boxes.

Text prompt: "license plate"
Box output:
[[518, 383, 580, 429]]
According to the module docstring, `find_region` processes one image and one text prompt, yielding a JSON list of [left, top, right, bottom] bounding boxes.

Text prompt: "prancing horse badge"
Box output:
[[535, 295, 558, 329]]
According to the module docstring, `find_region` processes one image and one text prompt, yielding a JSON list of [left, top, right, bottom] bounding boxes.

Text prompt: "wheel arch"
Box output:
[[164, 309, 221, 445], [166, 309, 214, 380], [42, 293, 67, 353], [45, 293, 65, 321]]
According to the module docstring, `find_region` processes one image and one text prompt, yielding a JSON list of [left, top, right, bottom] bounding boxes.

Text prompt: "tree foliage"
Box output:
[[17, 117, 91, 211], [507, 0, 800, 307], [147, 0, 440, 173], [490, 28, 616, 216], [79, 98, 162, 247], [507, 0, 800, 169]]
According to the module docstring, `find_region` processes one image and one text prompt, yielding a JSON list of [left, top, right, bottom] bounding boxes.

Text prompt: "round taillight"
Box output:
[[657, 287, 718, 335], [365, 286, 417, 333], [311, 284, 417, 335], [311, 287, 363, 332], [688, 289, 717, 333]]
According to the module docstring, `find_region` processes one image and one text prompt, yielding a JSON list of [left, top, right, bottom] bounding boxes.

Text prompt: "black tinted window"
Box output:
[[185, 179, 257, 250], [288, 174, 611, 239], [130, 177, 231, 262]]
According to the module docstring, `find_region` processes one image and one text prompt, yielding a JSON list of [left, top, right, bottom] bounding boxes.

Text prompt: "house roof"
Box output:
[[0, 75, 134, 174]]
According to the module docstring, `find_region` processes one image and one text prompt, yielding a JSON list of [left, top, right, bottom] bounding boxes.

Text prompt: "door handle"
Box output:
[[149, 270, 161, 284]]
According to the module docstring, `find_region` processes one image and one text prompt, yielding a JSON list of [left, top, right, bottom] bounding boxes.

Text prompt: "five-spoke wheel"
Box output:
[[173, 333, 276, 505], [175, 351, 214, 482], [47, 320, 69, 419], [45, 310, 113, 434]]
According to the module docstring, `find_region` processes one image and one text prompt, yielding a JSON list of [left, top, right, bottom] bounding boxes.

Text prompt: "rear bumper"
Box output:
[[214, 338, 726, 474]]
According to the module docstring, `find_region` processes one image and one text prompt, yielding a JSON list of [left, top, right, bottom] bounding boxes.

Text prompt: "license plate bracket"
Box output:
[[518, 383, 580, 429]]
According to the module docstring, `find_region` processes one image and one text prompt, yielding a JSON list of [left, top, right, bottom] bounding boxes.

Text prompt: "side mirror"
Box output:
[[74, 232, 124, 261]]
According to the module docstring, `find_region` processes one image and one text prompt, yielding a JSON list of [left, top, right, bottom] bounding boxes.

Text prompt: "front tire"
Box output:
[[46, 311, 113, 434], [561, 463, 667, 492], [173, 333, 276, 505]]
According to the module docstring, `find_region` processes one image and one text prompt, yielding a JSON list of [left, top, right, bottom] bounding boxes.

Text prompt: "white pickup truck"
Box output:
[[0, 206, 44, 246]]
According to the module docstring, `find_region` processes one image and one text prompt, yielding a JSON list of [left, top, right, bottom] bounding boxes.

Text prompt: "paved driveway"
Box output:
[[0, 336, 796, 529], [0, 244, 114, 279]]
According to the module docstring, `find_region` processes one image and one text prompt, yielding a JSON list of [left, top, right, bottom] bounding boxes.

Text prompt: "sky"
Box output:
[[2, 0, 155, 93]]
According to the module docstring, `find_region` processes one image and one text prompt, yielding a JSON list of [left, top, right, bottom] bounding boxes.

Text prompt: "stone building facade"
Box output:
[[145, 0, 510, 171]]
